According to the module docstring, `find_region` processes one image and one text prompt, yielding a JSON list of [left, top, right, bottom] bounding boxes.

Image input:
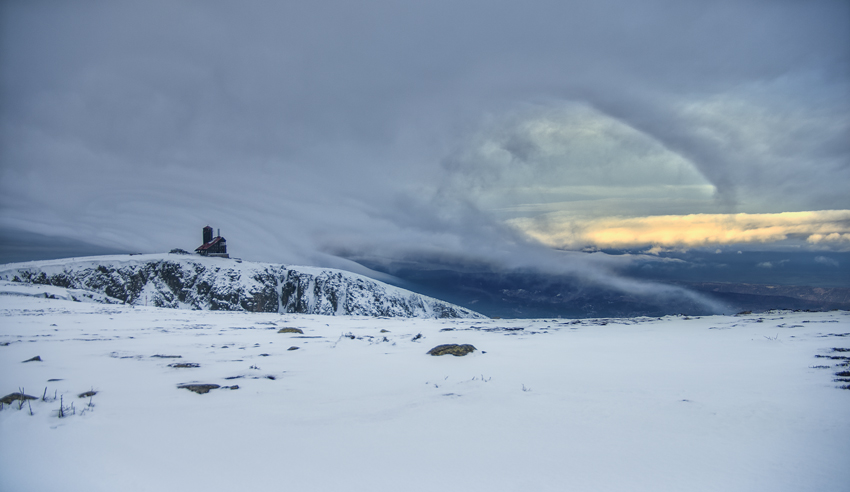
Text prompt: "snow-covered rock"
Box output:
[[0, 254, 485, 319]]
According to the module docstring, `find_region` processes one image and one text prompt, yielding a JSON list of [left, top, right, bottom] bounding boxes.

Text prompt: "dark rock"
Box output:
[[0, 392, 37, 405], [22, 356, 41, 362], [78, 390, 97, 398], [380, 329, 390, 333], [177, 384, 220, 394], [287, 346, 299, 351], [427, 344, 477, 357], [151, 354, 181, 358], [169, 363, 200, 368], [278, 328, 304, 334]]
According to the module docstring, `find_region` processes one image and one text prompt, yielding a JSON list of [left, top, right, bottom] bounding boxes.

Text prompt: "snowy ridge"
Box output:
[[0, 254, 485, 319]]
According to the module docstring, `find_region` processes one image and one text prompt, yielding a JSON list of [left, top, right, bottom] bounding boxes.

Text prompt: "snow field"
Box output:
[[1, 295, 848, 492]]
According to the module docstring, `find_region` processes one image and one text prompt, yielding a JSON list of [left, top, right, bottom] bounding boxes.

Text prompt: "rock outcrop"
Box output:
[[0, 254, 485, 319]]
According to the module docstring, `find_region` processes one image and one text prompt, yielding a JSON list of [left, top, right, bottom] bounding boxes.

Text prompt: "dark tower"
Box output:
[[203, 225, 213, 245]]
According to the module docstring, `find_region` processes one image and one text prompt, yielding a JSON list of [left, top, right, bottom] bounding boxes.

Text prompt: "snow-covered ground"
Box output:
[[1, 293, 848, 492]]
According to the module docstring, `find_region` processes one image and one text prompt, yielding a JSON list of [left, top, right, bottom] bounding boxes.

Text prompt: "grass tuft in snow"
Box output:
[[57, 394, 75, 418]]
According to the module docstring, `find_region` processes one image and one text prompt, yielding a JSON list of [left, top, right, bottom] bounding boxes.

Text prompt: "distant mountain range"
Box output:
[[0, 254, 486, 319], [675, 281, 850, 313]]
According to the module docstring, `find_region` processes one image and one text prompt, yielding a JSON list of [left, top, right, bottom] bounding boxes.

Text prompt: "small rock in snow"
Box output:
[[427, 344, 477, 357], [278, 328, 304, 334], [177, 384, 220, 394]]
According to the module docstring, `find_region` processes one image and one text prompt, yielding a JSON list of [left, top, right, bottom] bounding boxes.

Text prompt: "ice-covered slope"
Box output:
[[0, 254, 485, 319]]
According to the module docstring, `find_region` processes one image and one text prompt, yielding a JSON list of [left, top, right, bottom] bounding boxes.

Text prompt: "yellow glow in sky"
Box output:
[[511, 210, 850, 250]]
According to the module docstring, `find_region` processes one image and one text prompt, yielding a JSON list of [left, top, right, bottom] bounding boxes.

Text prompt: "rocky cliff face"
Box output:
[[0, 254, 486, 319]]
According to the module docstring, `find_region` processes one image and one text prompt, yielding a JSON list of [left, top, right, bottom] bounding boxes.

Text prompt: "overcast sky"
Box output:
[[1, 0, 848, 285]]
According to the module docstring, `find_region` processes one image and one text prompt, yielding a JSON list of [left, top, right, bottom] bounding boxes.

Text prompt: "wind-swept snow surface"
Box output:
[[1, 295, 848, 492], [0, 254, 485, 319]]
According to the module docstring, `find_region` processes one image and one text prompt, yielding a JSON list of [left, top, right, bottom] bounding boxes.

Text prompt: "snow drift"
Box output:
[[0, 254, 485, 319]]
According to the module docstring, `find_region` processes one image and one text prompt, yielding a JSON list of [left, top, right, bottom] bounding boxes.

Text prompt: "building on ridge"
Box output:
[[195, 225, 229, 258]]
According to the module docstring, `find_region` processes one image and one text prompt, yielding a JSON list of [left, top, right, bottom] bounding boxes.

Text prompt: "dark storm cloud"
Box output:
[[1, 0, 848, 308]]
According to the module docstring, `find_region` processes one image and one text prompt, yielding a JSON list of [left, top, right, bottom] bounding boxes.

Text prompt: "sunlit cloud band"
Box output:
[[510, 210, 850, 250]]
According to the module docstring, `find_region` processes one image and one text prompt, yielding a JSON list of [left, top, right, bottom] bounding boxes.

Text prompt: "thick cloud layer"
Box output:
[[1, 1, 848, 304]]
